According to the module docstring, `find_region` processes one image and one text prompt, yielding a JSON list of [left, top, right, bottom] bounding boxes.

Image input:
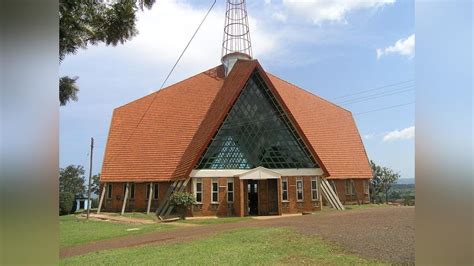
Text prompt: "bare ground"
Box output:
[[60, 206, 414, 263]]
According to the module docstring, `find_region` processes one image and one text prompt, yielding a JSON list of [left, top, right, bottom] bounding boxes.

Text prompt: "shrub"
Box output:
[[169, 192, 196, 219], [91, 198, 99, 208], [59, 192, 75, 215]]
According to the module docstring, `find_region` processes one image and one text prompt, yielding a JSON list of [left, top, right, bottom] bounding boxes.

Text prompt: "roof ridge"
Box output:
[[266, 72, 352, 114], [116, 64, 223, 111]]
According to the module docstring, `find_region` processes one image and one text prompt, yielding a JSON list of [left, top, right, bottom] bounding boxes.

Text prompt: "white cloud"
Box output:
[[66, 0, 279, 86], [265, 0, 272, 4], [383, 126, 415, 142], [377, 34, 415, 59], [272, 12, 287, 23], [282, 0, 396, 24]]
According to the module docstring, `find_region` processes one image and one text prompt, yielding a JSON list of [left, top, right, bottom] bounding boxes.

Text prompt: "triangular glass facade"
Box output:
[[196, 71, 318, 169]]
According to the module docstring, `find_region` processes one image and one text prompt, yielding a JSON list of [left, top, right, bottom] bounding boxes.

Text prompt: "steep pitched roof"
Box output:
[[101, 60, 372, 182]]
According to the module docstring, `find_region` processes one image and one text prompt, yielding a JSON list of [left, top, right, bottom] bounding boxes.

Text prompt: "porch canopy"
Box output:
[[237, 166, 281, 180]]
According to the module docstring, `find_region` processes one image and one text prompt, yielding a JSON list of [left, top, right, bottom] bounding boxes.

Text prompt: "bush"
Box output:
[[169, 192, 196, 219], [91, 198, 99, 208], [59, 192, 75, 215]]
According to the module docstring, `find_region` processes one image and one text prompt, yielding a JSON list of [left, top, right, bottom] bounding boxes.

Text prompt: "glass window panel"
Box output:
[[196, 72, 318, 170]]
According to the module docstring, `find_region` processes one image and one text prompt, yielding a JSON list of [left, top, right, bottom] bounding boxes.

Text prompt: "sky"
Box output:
[[59, 0, 415, 180]]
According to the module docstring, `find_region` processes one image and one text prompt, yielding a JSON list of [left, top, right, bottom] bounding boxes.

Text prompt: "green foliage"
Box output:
[[59, 76, 79, 105], [91, 198, 99, 208], [59, 165, 86, 197], [59, 192, 75, 215], [91, 173, 101, 195], [59, 0, 156, 105], [169, 192, 196, 208], [370, 160, 400, 203], [169, 192, 196, 219]]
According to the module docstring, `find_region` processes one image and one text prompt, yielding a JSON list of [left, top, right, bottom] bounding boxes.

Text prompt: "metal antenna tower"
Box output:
[[221, 0, 253, 76]]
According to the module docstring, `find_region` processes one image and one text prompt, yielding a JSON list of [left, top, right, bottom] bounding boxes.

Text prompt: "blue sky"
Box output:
[[59, 0, 414, 180]]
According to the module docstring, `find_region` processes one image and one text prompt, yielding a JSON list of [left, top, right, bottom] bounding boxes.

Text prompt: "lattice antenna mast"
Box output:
[[221, 0, 253, 77]]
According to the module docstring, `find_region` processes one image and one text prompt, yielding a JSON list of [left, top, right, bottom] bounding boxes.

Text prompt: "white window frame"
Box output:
[[296, 177, 304, 202], [311, 177, 318, 201], [281, 177, 289, 202], [107, 184, 113, 199], [364, 180, 370, 195], [227, 178, 234, 203], [211, 179, 219, 204], [193, 178, 203, 204]]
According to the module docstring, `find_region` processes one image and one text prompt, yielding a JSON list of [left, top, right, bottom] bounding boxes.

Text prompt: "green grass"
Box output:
[[177, 216, 252, 225], [60, 215, 174, 248], [61, 227, 385, 265]]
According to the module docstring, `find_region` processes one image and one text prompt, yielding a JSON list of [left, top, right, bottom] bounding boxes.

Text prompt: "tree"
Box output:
[[91, 173, 101, 196], [59, 0, 156, 105], [59, 165, 86, 197], [370, 160, 400, 203]]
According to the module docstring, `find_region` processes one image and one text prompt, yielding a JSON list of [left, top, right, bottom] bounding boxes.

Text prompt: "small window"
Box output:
[[364, 180, 370, 195], [130, 183, 135, 199], [154, 183, 159, 200], [345, 180, 355, 195], [281, 177, 288, 201], [296, 178, 304, 202], [311, 177, 318, 201], [146, 184, 151, 199], [227, 178, 234, 203], [194, 178, 202, 203], [211, 179, 219, 203], [107, 184, 113, 199]]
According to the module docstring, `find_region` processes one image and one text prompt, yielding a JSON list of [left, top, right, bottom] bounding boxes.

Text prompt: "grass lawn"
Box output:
[[61, 227, 385, 265], [177, 216, 252, 225], [60, 215, 175, 248]]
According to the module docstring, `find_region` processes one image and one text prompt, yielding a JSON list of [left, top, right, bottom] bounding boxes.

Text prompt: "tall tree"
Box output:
[[59, 165, 86, 197], [370, 160, 400, 203], [59, 0, 156, 105], [91, 173, 101, 196]]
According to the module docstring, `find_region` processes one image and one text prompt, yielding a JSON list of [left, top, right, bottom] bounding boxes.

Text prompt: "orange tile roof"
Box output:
[[101, 60, 372, 182]]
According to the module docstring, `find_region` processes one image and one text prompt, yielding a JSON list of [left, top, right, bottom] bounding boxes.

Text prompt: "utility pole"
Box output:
[[86, 137, 94, 220]]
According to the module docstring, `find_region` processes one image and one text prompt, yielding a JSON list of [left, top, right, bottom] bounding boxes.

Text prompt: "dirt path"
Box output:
[[60, 207, 414, 263]]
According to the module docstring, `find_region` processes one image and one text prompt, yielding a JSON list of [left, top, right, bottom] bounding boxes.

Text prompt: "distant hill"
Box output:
[[397, 178, 415, 184]]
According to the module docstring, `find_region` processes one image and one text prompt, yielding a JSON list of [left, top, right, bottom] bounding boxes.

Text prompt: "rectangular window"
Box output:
[[364, 180, 369, 195], [296, 178, 304, 202], [227, 178, 234, 203], [130, 183, 135, 199], [154, 183, 159, 200], [107, 184, 113, 199], [345, 180, 355, 195], [194, 178, 202, 203], [311, 177, 318, 201], [211, 179, 219, 203], [146, 183, 159, 200], [281, 177, 288, 201]]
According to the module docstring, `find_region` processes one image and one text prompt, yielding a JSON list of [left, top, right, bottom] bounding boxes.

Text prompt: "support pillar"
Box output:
[[318, 177, 323, 210], [121, 183, 129, 215], [146, 182, 153, 215], [97, 182, 107, 214]]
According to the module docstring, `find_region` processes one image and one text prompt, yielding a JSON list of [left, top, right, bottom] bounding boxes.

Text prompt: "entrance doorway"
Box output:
[[248, 180, 258, 215]]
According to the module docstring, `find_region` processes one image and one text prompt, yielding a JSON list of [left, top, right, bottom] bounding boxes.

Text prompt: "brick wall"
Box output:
[[101, 177, 371, 215]]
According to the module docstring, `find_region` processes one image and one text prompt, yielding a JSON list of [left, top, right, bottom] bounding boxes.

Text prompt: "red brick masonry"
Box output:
[[102, 177, 370, 216]]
